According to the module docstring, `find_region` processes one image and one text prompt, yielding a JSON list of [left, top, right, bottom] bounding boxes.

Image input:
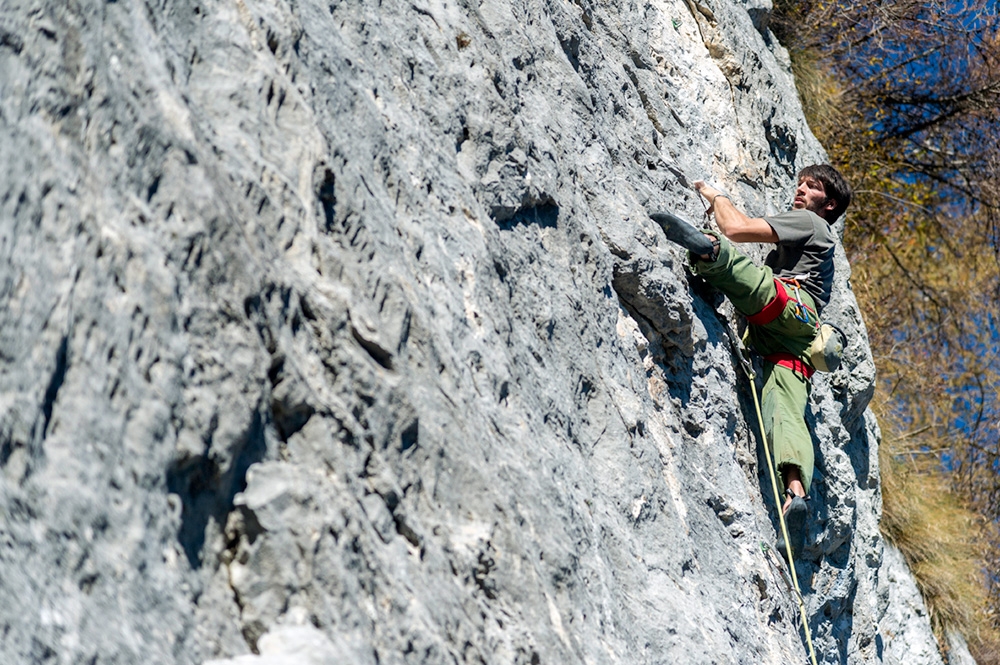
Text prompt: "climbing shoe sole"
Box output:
[[650, 211, 715, 257]]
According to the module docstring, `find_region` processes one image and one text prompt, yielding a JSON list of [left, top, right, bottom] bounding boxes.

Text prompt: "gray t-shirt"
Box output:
[[762, 209, 836, 311]]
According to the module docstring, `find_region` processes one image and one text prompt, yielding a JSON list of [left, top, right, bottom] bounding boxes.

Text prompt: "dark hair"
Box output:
[[797, 164, 852, 223]]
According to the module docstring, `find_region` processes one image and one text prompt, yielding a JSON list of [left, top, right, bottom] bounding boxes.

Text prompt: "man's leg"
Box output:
[[762, 362, 813, 558], [689, 233, 779, 317], [782, 466, 807, 508], [761, 363, 814, 496], [688, 234, 816, 497]]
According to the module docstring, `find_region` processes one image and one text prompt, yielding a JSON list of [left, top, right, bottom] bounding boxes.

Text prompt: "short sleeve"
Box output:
[[764, 210, 818, 245]]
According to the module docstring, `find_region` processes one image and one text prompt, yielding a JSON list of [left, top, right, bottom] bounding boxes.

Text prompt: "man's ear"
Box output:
[[823, 198, 837, 212]]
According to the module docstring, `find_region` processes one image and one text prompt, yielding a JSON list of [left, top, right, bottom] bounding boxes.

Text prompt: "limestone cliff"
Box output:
[[0, 0, 963, 663]]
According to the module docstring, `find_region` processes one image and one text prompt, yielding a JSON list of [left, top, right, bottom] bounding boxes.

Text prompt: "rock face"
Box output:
[[0, 0, 960, 663], [878, 544, 944, 665]]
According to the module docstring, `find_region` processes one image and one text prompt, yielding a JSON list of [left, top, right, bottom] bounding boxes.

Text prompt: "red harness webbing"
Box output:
[[745, 278, 817, 379], [765, 353, 815, 380], [746, 279, 791, 326]]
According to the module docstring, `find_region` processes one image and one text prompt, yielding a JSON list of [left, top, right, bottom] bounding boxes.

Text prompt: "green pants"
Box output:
[[691, 234, 819, 495]]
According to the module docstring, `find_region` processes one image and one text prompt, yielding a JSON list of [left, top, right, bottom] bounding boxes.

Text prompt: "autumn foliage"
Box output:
[[772, 0, 1000, 659]]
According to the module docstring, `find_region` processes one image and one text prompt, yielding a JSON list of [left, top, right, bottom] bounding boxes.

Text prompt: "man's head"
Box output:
[[793, 164, 852, 223]]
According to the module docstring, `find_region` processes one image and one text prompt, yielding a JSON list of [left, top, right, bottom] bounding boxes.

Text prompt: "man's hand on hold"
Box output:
[[692, 181, 777, 243], [694, 181, 726, 215]]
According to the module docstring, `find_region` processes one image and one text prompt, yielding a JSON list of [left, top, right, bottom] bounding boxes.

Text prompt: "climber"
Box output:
[[651, 164, 852, 561]]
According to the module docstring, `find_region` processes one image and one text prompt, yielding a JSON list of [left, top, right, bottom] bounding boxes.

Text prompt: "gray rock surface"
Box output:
[[204, 625, 353, 665], [878, 543, 944, 665], [947, 629, 979, 665], [877, 543, 979, 665], [0, 0, 959, 663]]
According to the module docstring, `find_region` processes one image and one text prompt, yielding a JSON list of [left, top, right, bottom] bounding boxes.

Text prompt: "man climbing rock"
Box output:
[[652, 164, 852, 560]]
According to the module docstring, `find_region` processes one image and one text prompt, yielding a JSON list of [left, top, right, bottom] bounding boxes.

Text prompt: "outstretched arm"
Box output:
[[694, 181, 778, 243]]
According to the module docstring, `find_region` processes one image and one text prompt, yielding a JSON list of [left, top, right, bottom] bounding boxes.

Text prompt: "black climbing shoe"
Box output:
[[776, 494, 808, 562], [650, 211, 716, 259]]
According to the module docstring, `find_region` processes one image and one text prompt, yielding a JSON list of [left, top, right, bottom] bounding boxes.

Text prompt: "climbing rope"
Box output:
[[723, 319, 819, 665], [747, 363, 819, 665]]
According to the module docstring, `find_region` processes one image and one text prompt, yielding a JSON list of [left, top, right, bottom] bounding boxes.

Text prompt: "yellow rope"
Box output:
[[743, 362, 819, 665]]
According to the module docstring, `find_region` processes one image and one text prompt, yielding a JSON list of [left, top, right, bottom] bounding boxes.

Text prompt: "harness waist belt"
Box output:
[[765, 353, 815, 380], [746, 279, 790, 326]]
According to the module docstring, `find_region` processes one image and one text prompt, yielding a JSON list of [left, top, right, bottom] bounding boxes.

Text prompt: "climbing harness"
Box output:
[[720, 317, 820, 665], [745, 279, 793, 326], [780, 277, 815, 325], [763, 352, 815, 380], [745, 277, 815, 329], [741, 275, 845, 376]]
